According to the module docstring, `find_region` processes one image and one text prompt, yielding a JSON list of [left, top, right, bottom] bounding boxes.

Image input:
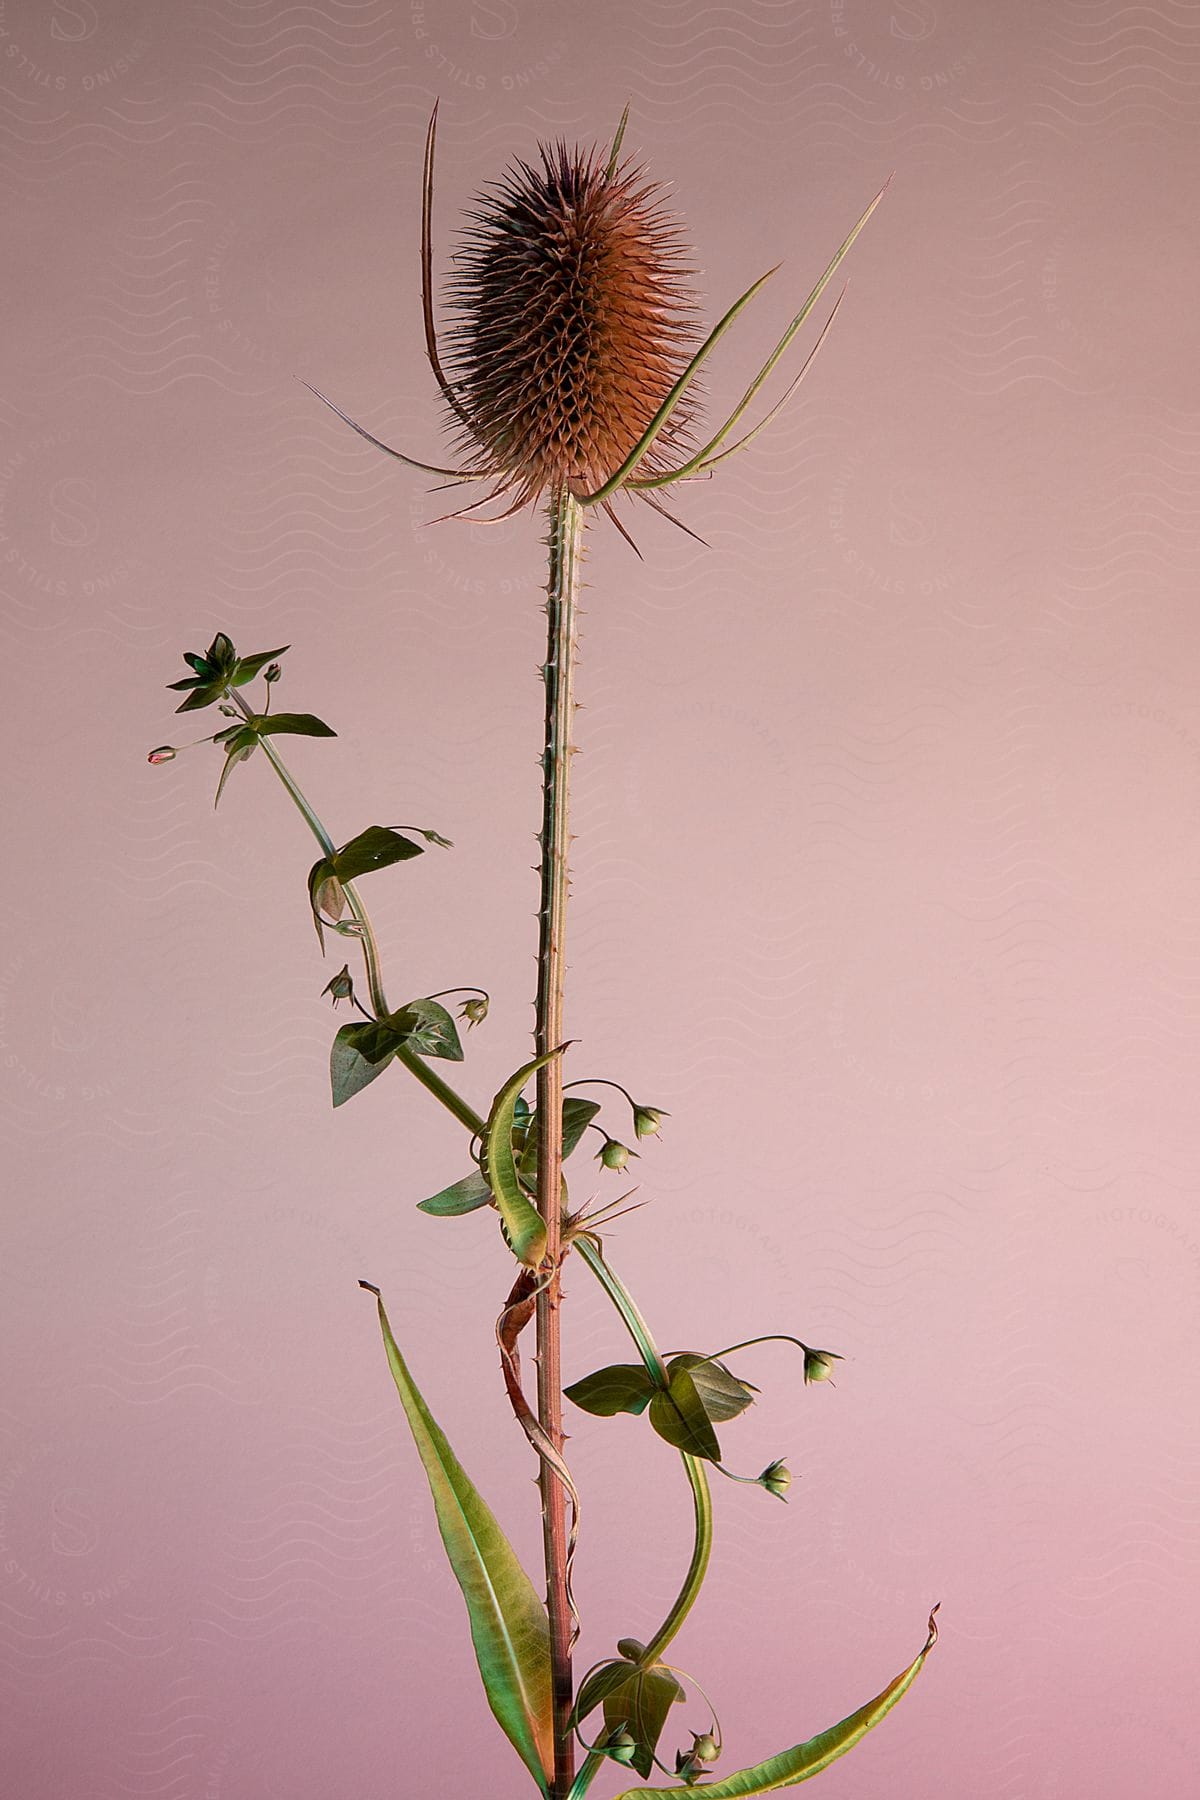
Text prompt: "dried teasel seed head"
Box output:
[[442, 135, 702, 511]]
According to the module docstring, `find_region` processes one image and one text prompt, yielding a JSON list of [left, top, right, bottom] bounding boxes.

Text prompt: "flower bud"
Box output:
[[458, 996, 489, 1029], [322, 964, 355, 1007], [605, 1727, 637, 1766], [147, 746, 177, 765], [263, 662, 282, 683], [758, 1458, 792, 1501], [674, 1748, 704, 1786], [633, 1104, 668, 1139], [597, 1137, 637, 1171], [691, 1732, 720, 1764], [802, 1345, 842, 1385]]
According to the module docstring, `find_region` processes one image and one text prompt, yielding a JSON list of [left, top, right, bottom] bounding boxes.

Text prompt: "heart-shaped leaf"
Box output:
[[418, 1171, 493, 1217], [604, 1662, 685, 1781], [564, 1363, 658, 1418], [362, 1283, 553, 1793], [648, 1364, 721, 1463], [330, 1022, 397, 1107], [611, 1608, 939, 1797], [668, 1353, 756, 1425]]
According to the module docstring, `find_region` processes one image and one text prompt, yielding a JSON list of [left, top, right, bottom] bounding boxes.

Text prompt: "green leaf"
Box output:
[[330, 1022, 397, 1107], [611, 1609, 940, 1798], [572, 1658, 639, 1727], [668, 1354, 756, 1425], [230, 644, 289, 686], [648, 1365, 721, 1462], [517, 1097, 602, 1180], [483, 1048, 568, 1268], [362, 1283, 553, 1793], [417, 1171, 493, 1217], [307, 827, 426, 946], [329, 825, 425, 882], [399, 998, 464, 1063], [604, 1664, 685, 1781], [564, 1363, 658, 1418], [213, 728, 259, 808], [250, 711, 336, 738]]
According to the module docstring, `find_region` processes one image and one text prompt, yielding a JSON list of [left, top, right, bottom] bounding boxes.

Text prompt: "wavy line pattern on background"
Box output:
[[4, 2, 1200, 1795]]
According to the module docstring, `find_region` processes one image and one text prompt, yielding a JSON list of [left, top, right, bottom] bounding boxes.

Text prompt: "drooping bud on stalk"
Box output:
[[321, 964, 355, 1007], [597, 1136, 637, 1171], [147, 746, 177, 765], [758, 1458, 792, 1501], [802, 1345, 843, 1385], [633, 1104, 667, 1138], [458, 995, 489, 1029]]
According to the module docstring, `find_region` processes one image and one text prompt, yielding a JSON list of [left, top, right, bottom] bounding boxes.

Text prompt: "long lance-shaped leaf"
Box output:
[[483, 1046, 569, 1266], [628, 175, 892, 492], [360, 1282, 554, 1792], [576, 267, 781, 507], [612, 1607, 939, 1798], [690, 289, 846, 477]]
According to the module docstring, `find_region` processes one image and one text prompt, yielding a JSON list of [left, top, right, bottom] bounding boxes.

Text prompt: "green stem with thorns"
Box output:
[[537, 483, 586, 1799]]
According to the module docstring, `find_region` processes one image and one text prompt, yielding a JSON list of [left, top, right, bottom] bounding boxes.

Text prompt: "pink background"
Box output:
[[3, 2, 1199, 1795]]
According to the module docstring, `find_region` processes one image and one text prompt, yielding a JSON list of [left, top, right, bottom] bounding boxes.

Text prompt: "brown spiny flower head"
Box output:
[[441, 136, 702, 513]]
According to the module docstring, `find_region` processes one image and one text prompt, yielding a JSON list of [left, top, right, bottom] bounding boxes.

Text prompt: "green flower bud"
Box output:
[[632, 1104, 668, 1138], [691, 1731, 720, 1764], [675, 1748, 704, 1786], [322, 964, 355, 1007], [263, 662, 282, 683], [597, 1137, 637, 1170], [458, 996, 489, 1029], [147, 746, 177, 765], [802, 1344, 842, 1385], [605, 1727, 637, 1766], [758, 1458, 792, 1501]]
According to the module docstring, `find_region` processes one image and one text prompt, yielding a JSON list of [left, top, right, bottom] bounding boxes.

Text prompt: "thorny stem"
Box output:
[[536, 484, 586, 1798]]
